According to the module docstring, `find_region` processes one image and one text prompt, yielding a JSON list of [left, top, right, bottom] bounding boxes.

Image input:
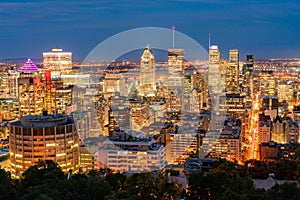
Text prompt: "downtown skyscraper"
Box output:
[[167, 48, 184, 112], [208, 45, 221, 94], [139, 46, 156, 97], [18, 59, 43, 117], [226, 49, 239, 94], [43, 48, 72, 76]]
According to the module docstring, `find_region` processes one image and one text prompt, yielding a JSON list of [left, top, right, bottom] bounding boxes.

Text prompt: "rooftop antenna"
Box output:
[[172, 25, 175, 48]]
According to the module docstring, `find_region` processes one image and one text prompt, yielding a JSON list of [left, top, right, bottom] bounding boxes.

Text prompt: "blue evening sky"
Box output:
[[0, 0, 300, 61]]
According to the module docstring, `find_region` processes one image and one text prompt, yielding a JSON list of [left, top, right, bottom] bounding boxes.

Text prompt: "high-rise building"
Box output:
[[43, 70, 57, 114], [9, 112, 79, 179], [18, 59, 43, 117], [208, 118, 242, 162], [139, 46, 156, 96], [189, 88, 203, 113], [226, 49, 239, 94], [103, 73, 124, 95], [208, 45, 221, 94], [220, 94, 246, 120], [168, 49, 184, 107], [286, 120, 299, 144], [110, 103, 132, 131], [271, 116, 286, 144], [165, 131, 199, 164], [258, 113, 271, 145], [129, 99, 149, 131], [243, 55, 254, 109], [0, 69, 19, 98], [43, 48, 72, 76], [277, 80, 294, 104], [259, 71, 277, 97]]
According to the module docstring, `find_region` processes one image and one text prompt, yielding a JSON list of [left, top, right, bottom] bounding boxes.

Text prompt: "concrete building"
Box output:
[[9, 112, 79, 179], [98, 131, 166, 172], [208, 118, 242, 162], [258, 114, 271, 145], [43, 48, 72, 76]]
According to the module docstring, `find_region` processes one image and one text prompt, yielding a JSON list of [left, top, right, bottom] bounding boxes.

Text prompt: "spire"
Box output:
[[20, 59, 39, 73], [172, 25, 175, 48]]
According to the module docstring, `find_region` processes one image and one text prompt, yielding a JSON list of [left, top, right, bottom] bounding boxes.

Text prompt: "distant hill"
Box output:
[[0, 58, 42, 63]]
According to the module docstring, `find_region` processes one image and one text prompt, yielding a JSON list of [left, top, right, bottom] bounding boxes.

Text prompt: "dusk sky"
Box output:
[[1, 0, 300, 61]]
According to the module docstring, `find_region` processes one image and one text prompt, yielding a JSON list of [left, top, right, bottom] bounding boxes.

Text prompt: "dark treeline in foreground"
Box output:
[[1, 159, 300, 200]]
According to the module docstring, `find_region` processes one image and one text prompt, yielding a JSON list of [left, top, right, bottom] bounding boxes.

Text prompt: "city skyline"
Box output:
[[2, 1, 300, 199], [1, 0, 300, 60]]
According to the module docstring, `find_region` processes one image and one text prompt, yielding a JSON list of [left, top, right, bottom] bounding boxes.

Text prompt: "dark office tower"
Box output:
[[244, 55, 254, 108]]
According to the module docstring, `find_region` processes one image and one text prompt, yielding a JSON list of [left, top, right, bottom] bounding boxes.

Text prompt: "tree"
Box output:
[[0, 169, 17, 200], [267, 182, 300, 200], [105, 173, 126, 191]]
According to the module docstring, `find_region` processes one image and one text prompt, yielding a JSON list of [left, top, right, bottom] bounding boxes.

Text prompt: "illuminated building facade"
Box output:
[[208, 45, 221, 94], [168, 49, 184, 109], [98, 135, 166, 172], [226, 49, 239, 94], [110, 103, 132, 130], [103, 73, 124, 94], [139, 46, 156, 96], [43, 48, 72, 76], [129, 100, 149, 131], [149, 99, 166, 123], [208, 118, 242, 162], [80, 145, 95, 173], [259, 71, 277, 97], [258, 114, 271, 145], [18, 59, 43, 117], [286, 120, 299, 144], [0, 70, 19, 98], [271, 116, 286, 144], [43, 70, 57, 114], [220, 94, 246, 120], [277, 81, 294, 104], [0, 98, 19, 122], [189, 88, 203, 113], [165, 130, 198, 164], [9, 113, 79, 179]]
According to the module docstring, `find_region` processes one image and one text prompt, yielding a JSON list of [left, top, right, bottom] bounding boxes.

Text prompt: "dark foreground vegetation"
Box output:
[[1, 159, 300, 200]]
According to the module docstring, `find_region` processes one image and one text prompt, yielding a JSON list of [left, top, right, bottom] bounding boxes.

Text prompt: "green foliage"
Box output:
[[2, 159, 300, 200], [248, 160, 299, 180], [267, 183, 300, 200], [0, 169, 17, 200], [105, 173, 126, 191]]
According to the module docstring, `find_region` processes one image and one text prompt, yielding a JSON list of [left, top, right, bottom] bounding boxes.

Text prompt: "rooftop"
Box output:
[[10, 112, 74, 128], [20, 59, 39, 73]]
